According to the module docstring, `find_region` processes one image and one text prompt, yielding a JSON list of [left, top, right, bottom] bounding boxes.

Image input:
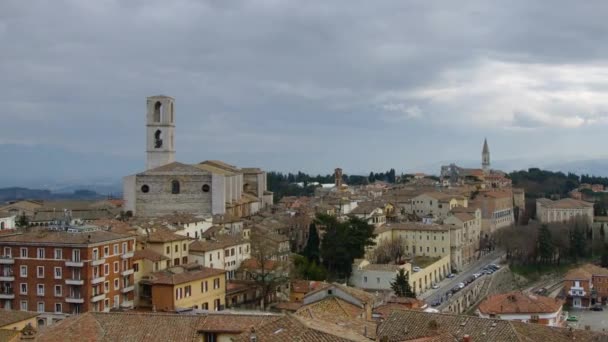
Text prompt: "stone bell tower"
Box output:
[[146, 95, 175, 170], [482, 138, 490, 175]]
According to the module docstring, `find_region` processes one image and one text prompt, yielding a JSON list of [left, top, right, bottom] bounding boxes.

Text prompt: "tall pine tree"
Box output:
[[391, 269, 415, 298], [302, 223, 320, 264]]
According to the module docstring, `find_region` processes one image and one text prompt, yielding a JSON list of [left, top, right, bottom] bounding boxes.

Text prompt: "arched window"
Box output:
[[154, 130, 163, 148], [154, 101, 162, 122], [171, 180, 180, 194]]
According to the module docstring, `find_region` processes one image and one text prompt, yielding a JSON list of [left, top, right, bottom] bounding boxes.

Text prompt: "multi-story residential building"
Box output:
[[132, 249, 170, 307], [350, 203, 387, 227], [477, 291, 565, 327], [444, 207, 482, 270], [536, 198, 594, 225], [139, 263, 226, 311], [375, 222, 451, 260], [563, 264, 608, 308], [408, 192, 467, 219], [188, 235, 250, 279], [0, 225, 135, 326], [470, 190, 514, 236], [136, 228, 191, 267]]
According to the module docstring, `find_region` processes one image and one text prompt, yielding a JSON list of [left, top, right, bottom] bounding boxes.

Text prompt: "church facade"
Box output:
[[123, 95, 273, 218]]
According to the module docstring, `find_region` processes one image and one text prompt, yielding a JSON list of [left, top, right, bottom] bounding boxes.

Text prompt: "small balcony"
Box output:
[[0, 256, 14, 265], [91, 293, 105, 302], [91, 276, 106, 285], [66, 296, 85, 304], [0, 275, 15, 282], [569, 289, 586, 297], [0, 289, 15, 299], [121, 252, 134, 259], [120, 300, 134, 309], [121, 285, 135, 293], [91, 258, 106, 266], [121, 269, 134, 277], [65, 278, 84, 286], [65, 260, 84, 267]]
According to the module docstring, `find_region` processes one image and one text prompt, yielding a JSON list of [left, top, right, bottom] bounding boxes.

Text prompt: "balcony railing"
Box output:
[[121, 285, 135, 293], [65, 278, 85, 286], [0, 256, 14, 264], [121, 269, 134, 277], [0, 289, 15, 299], [91, 276, 106, 285], [91, 293, 106, 302], [121, 251, 134, 259], [66, 296, 85, 304], [120, 300, 134, 308], [91, 258, 106, 266], [0, 272, 15, 282], [65, 260, 84, 267]]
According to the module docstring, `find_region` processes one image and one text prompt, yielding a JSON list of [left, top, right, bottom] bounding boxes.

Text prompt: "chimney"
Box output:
[[463, 334, 472, 342], [249, 327, 257, 342]]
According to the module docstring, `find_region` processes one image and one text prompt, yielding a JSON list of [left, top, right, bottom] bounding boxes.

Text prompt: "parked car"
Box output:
[[413, 266, 422, 272], [447, 273, 455, 278], [432, 283, 440, 289], [431, 300, 441, 307], [458, 282, 465, 289], [489, 264, 501, 270], [535, 288, 548, 295], [567, 315, 578, 322], [591, 305, 604, 311], [452, 286, 461, 293]]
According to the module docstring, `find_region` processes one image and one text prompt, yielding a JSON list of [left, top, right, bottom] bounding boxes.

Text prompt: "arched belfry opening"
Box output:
[[154, 101, 162, 122], [154, 130, 163, 148]]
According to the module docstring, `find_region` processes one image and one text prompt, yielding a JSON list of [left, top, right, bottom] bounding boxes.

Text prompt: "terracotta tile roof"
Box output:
[[378, 222, 450, 234], [189, 235, 247, 253], [378, 309, 519, 342], [510, 320, 608, 341], [275, 301, 304, 312], [197, 313, 281, 333], [581, 264, 608, 277], [304, 283, 377, 306], [145, 228, 190, 243], [133, 249, 170, 262], [450, 212, 475, 222], [0, 228, 133, 245], [233, 315, 368, 342], [145, 264, 226, 285], [537, 198, 594, 209], [0, 309, 38, 328], [564, 268, 593, 281], [296, 297, 365, 320], [478, 291, 563, 315], [240, 258, 279, 271], [36, 312, 203, 342]]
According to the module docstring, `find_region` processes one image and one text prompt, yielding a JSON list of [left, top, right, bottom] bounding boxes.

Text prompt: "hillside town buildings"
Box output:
[[536, 198, 594, 225]]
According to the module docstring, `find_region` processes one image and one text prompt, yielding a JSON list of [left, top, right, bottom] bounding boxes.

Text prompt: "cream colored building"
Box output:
[[444, 208, 482, 271], [350, 255, 451, 295], [376, 222, 452, 259], [408, 192, 468, 219], [188, 236, 251, 279], [136, 229, 192, 267], [536, 198, 594, 225], [470, 190, 515, 235]]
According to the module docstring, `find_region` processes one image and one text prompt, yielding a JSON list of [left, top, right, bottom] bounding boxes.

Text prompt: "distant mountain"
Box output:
[[542, 159, 608, 177], [0, 187, 109, 203]]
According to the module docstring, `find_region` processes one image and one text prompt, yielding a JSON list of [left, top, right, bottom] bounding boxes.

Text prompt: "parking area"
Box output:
[[566, 308, 608, 332]]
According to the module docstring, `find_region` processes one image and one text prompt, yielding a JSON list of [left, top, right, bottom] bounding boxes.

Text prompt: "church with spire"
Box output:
[[440, 138, 510, 189]]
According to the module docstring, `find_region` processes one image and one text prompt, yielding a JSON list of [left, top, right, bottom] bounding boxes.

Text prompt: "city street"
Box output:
[[420, 250, 504, 307]]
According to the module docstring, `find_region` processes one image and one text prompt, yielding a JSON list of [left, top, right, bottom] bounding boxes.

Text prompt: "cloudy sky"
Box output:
[[2, 0, 608, 185]]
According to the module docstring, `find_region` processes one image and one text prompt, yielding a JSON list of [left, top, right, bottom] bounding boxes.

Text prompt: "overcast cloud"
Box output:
[[2, 0, 608, 184]]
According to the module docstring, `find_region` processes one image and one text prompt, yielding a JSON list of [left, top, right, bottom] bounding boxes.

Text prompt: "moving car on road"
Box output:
[[567, 315, 578, 322], [447, 273, 455, 278], [432, 283, 439, 289]]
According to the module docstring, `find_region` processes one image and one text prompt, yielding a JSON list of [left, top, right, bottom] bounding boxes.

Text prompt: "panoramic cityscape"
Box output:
[[3, 1, 608, 342]]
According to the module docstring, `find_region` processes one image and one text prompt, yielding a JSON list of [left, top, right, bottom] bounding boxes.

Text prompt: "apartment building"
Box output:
[[563, 264, 608, 308], [536, 198, 594, 225], [375, 222, 451, 259], [139, 263, 226, 311], [408, 192, 468, 219], [444, 207, 482, 271], [136, 228, 191, 267], [188, 235, 250, 279], [0, 226, 135, 326], [470, 190, 515, 235]]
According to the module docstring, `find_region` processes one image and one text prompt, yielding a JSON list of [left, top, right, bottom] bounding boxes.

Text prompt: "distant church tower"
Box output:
[[146, 95, 176, 170], [482, 138, 490, 174]]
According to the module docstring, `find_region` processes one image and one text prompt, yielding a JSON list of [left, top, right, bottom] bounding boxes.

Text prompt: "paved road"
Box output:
[[420, 250, 503, 306]]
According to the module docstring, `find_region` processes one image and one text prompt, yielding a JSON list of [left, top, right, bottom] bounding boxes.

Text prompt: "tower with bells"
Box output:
[[146, 95, 176, 170], [482, 138, 490, 175]]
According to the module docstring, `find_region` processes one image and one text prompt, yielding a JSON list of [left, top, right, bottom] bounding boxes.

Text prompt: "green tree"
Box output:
[[302, 224, 320, 264], [601, 246, 608, 268], [317, 214, 376, 280], [570, 221, 587, 261], [537, 225, 553, 264], [391, 269, 415, 298], [15, 213, 29, 229], [293, 255, 328, 281]]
